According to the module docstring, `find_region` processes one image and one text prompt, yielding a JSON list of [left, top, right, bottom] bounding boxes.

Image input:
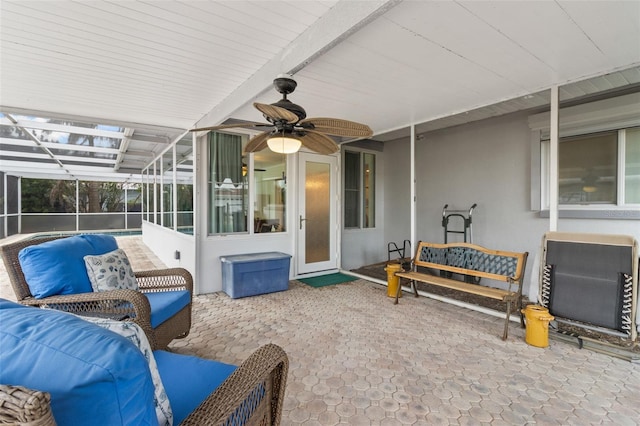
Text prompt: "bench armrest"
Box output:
[[181, 344, 289, 426]]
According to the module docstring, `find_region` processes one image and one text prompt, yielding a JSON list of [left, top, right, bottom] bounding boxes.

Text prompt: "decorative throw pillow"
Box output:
[[79, 316, 173, 426], [84, 248, 139, 292]]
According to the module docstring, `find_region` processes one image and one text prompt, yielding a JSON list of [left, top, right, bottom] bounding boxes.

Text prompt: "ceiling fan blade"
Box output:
[[243, 131, 272, 153], [299, 117, 373, 138], [191, 122, 257, 132], [254, 102, 298, 124], [299, 130, 339, 155]]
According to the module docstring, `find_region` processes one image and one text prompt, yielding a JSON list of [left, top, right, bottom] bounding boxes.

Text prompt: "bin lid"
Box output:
[[220, 252, 292, 263]]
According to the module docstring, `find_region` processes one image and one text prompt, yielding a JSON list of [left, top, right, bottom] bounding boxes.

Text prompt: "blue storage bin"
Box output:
[[220, 252, 291, 299]]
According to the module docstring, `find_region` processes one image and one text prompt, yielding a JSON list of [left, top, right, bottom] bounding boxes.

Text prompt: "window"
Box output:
[[208, 132, 247, 234], [558, 131, 617, 204], [530, 93, 640, 215], [176, 137, 194, 234], [541, 127, 639, 208], [206, 132, 290, 235], [253, 151, 286, 233], [344, 151, 376, 228], [162, 148, 174, 229], [625, 128, 640, 204]]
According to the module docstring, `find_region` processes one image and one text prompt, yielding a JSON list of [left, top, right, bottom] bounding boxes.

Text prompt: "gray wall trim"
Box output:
[[538, 210, 640, 219]]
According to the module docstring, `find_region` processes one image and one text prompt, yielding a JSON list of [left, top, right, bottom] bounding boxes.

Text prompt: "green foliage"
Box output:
[[21, 178, 70, 213]]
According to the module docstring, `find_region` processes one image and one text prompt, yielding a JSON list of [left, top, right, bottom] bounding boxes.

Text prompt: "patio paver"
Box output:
[[1, 236, 639, 425]]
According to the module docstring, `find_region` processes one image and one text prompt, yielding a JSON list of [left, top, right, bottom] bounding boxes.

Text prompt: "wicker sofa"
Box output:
[[1, 234, 192, 349], [0, 299, 289, 425]]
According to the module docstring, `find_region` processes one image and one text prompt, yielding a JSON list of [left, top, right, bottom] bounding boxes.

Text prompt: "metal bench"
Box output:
[[394, 241, 528, 340]]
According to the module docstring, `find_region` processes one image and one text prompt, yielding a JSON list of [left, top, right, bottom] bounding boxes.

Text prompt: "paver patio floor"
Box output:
[[2, 236, 639, 425]]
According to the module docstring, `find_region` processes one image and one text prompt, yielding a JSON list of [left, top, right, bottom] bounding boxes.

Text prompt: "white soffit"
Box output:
[[1, 0, 639, 181]]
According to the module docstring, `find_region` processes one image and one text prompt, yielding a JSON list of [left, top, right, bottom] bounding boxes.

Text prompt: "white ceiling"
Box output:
[[1, 0, 639, 181]]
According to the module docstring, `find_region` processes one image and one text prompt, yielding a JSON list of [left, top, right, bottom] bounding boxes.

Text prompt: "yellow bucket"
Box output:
[[521, 305, 554, 348], [384, 263, 403, 298]]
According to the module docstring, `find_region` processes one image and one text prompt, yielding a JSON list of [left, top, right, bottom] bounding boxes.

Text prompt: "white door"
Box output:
[[296, 152, 338, 274]]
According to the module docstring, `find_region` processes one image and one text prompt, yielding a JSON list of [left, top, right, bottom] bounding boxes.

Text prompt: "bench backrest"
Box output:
[[412, 242, 528, 283]]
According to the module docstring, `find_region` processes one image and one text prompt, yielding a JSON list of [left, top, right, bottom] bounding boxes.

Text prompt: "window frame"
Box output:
[[529, 93, 640, 219], [343, 149, 376, 229]]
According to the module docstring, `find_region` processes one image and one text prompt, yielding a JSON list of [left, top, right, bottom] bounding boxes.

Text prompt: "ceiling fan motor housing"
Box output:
[[271, 75, 307, 121], [273, 75, 297, 95], [272, 99, 306, 121]]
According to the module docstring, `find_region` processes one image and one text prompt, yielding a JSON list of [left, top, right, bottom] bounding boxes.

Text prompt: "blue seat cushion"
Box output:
[[154, 350, 236, 424], [18, 234, 118, 298], [146, 290, 191, 328], [81, 234, 119, 254], [0, 299, 157, 425]]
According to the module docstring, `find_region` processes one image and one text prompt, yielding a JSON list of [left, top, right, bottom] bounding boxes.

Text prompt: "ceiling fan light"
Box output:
[[267, 136, 301, 154]]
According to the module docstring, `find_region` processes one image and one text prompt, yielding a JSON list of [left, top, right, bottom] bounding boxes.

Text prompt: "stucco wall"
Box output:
[[340, 148, 388, 271], [381, 110, 639, 299]]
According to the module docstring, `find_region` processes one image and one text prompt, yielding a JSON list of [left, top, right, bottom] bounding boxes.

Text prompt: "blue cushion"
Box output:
[[154, 350, 236, 424], [18, 234, 118, 298], [80, 234, 118, 254], [146, 290, 191, 328], [0, 299, 157, 425]]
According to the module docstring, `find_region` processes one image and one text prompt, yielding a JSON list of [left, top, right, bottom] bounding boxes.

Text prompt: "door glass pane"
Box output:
[[625, 128, 640, 204], [559, 132, 617, 204], [305, 161, 330, 263]]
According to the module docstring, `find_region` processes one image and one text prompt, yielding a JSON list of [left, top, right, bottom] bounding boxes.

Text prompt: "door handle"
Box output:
[[299, 215, 307, 230]]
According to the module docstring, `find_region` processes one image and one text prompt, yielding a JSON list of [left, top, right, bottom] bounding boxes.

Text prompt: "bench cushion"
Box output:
[[146, 290, 191, 328], [18, 234, 118, 298], [154, 350, 236, 424], [0, 299, 157, 425]]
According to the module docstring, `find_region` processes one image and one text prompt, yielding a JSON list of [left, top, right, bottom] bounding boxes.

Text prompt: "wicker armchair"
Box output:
[[1, 235, 193, 349], [0, 385, 56, 426], [0, 344, 289, 426]]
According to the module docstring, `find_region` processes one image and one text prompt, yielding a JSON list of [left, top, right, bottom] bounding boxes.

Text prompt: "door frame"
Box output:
[[295, 151, 340, 276]]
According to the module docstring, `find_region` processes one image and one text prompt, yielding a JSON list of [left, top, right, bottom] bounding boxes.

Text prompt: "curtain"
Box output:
[[208, 133, 246, 234], [209, 132, 242, 184]]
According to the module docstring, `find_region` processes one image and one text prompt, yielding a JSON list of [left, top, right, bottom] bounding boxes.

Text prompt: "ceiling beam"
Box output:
[[114, 128, 134, 171], [5, 114, 76, 179], [0, 117, 126, 139], [194, 0, 402, 130], [1, 137, 120, 155]]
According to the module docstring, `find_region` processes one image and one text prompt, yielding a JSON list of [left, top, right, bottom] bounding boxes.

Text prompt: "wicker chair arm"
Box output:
[[0, 385, 56, 426], [180, 344, 289, 426], [135, 268, 194, 294], [18, 290, 156, 349]]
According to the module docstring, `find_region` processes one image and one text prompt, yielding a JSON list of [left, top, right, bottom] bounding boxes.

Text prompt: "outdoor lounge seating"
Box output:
[[0, 234, 193, 349], [0, 299, 289, 425]]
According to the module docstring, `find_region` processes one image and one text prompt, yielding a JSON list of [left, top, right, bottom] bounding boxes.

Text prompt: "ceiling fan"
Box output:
[[191, 74, 373, 155]]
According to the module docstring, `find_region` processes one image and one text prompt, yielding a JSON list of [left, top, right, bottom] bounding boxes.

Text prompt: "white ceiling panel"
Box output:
[[1, 0, 639, 181]]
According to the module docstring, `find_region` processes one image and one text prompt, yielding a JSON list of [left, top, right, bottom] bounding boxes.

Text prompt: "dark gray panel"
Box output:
[[546, 240, 632, 331]]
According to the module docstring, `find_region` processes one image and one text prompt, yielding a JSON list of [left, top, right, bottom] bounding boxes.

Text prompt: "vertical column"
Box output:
[[549, 86, 559, 232], [173, 145, 178, 231], [410, 125, 417, 249], [75, 179, 80, 231]]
